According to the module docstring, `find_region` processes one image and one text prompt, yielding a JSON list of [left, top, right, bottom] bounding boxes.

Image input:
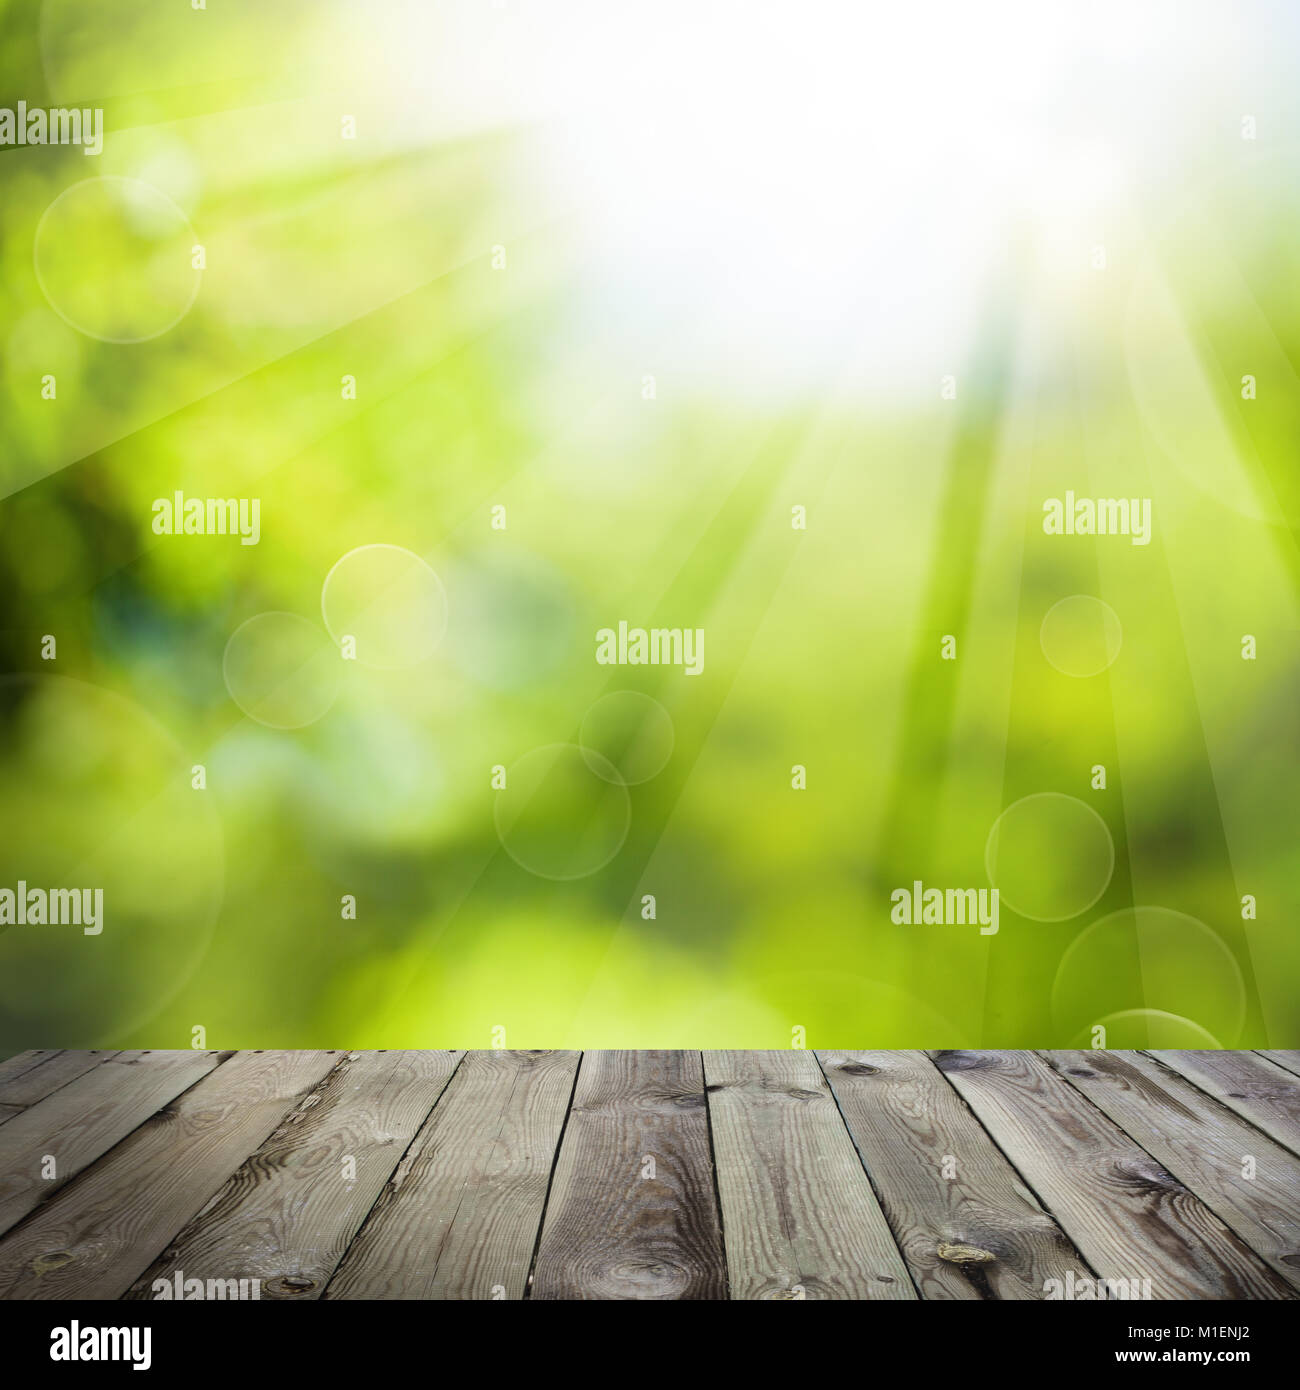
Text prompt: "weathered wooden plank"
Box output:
[[0, 1050, 341, 1299], [933, 1051, 1295, 1299], [0, 1106, 21, 1126], [1152, 1051, 1300, 1158], [0, 1050, 120, 1108], [1255, 1052, 1300, 1082], [123, 1051, 463, 1300], [530, 1051, 724, 1300], [0, 1052, 57, 1086], [819, 1050, 1090, 1299], [327, 1050, 577, 1300], [1045, 1051, 1300, 1291], [0, 1050, 221, 1239], [705, 1051, 913, 1300]]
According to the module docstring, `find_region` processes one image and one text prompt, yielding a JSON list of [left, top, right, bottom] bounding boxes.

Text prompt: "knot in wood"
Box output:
[[937, 1241, 997, 1266]]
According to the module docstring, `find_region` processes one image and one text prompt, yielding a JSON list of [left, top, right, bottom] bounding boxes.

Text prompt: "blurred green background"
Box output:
[[0, 1, 1297, 1050]]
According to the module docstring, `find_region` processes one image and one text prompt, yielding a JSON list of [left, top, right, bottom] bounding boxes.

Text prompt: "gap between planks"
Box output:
[[1, 1051, 1297, 1301]]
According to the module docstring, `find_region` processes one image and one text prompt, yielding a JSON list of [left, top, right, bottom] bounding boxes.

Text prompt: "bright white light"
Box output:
[[377, 0, 1246, 399]]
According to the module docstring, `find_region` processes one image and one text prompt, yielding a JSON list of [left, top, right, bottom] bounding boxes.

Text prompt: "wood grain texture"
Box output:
[[933, 1051, 1295, 1299], [1257, 1052, 1300, 1081], [530, 1051, 725, 1300], [0, 1050, 340, 1299], [124, 1051, 463, 1301], [0, 1049, 1296, 1301], [1153, 1051, 1300, 1157], [1045, 1050, 1300, 1291], [820, 1050, 1089, 1299], [706, 1050, 914, 1300], [0, 1051, 118, 1107], [327, 1049, 577, 1300], [0, 1050, 221, 1239], [0, 1053, 55, 1086]]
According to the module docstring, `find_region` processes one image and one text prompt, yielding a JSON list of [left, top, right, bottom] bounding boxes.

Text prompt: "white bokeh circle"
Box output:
[[34, 176, 201, 343], [223, 611, 340, 730], [0, 674, 223, 1041], [1051, 906, 1246, 1046], [985, 792, 1114, 922], [321, 544, 447, 670], [1064, 1009, 1224, 1050], [494, 743, 631, 880], [1040, 595, 1123, 678], [579, 691, 675, 786]]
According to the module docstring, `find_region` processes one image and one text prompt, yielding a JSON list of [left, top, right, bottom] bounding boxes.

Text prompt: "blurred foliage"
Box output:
[[0, 1, 1297, 1050]]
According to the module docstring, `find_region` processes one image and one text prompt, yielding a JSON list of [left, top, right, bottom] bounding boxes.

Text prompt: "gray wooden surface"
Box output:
[[0, 1048, 1296, 1300]]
